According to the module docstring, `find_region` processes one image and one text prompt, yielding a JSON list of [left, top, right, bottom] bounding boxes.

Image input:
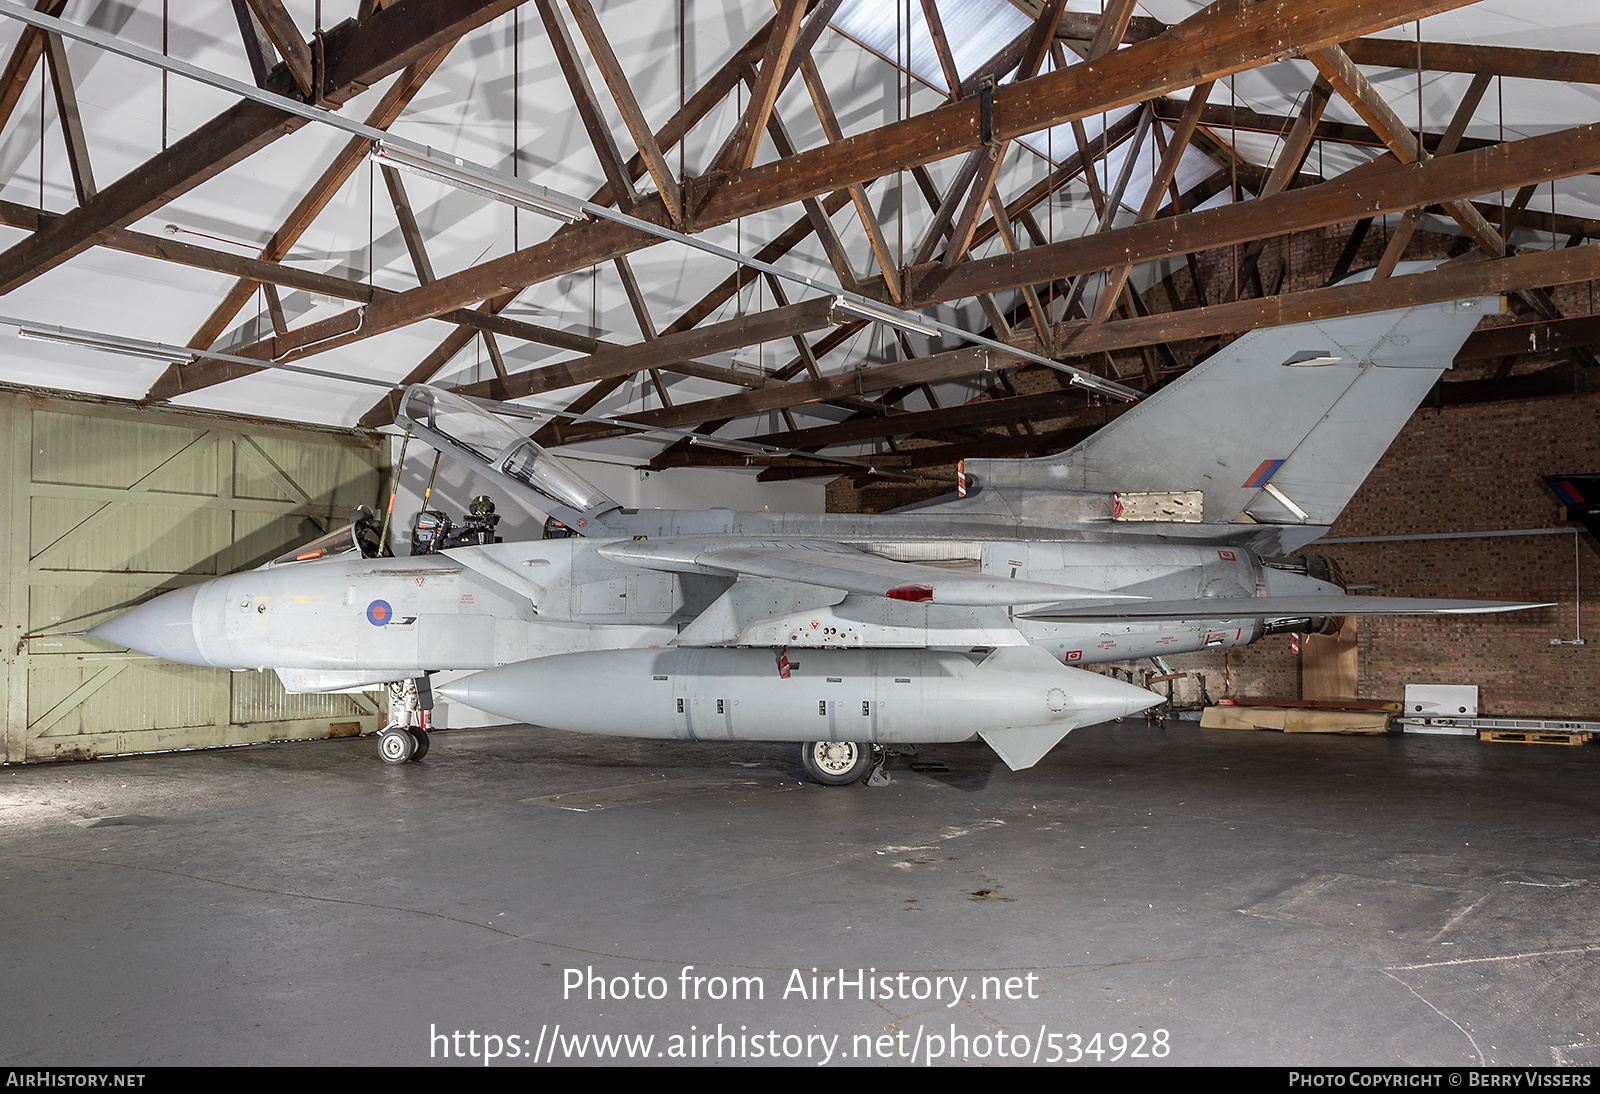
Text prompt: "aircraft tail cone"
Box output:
[[88, 584, 209, 666]]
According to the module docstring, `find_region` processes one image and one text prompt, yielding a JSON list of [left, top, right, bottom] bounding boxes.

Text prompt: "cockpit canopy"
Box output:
[[396, 385, 615, 518]]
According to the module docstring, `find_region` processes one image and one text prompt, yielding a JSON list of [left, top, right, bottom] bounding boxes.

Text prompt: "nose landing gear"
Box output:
[[379, 677, 432, 764]]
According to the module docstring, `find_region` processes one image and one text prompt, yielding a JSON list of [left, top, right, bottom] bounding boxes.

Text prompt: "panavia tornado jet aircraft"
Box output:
[[92, 280, 1548, 783]]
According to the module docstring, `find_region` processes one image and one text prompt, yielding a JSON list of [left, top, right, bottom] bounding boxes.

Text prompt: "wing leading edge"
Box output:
[[597, 538, 1147, 607]]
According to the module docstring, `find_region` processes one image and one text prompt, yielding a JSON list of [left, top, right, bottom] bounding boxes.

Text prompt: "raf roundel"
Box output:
[[366, 600, 393, 627]]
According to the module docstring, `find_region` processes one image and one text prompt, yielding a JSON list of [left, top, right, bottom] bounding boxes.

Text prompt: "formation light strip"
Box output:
[[0, 1, 1143, 404]]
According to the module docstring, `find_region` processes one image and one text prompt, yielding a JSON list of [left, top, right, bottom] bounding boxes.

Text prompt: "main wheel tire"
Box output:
[[407, 727, 430, 762], [378, 727, 414, 764], [800, 740, 871, 785]]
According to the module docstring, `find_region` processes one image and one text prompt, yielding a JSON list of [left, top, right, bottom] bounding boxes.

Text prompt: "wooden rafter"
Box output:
[[242, 0, 314, 98], [1372, 71, 1491, 281], [796, 55, 901, 301], [1056, 105, 1153, 321], [984, 191, 1053, 351], [756, 86, 858, 291], [0, 1, 522, 302], [451, 296, 842, 402], [914, 120, 1600, 307], [1089, 79, 1214, 325], [570, 345, 1002, 442], [181, 39, 457, 355], [1050, 5, 1600, 84], [1051, 246, 1600, 364], [381, 166, 435, 286], [718, 0, 808, 175], [378, 161, 511, 379], [1308, 44, 1504, 257], [1213, 75, 1332, 302], [28, 0, 1588, 445], [536, 0, 641, 214], [41, 30, 94, 205], [918, 0, 962, 98], [232, 0, 1473, 375], [653, 386, 1103, 462], [566, 0, 682, 224], [230, 0, 277, 89], [1342, 36, 1600, 84], [0, 0, 68, 137], [942, 0, 1071, 269], [613, 254, 672, 407]]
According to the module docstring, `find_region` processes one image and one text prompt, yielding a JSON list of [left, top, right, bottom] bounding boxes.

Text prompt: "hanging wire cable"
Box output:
[[513, 5, 520, 252]]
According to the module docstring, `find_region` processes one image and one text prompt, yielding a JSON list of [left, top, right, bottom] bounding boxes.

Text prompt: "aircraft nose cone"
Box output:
[[89, 584, 209, 665], [435, 672, 506, 718], [435, 676, 471, 704], [1067, 668, 1165, 725]]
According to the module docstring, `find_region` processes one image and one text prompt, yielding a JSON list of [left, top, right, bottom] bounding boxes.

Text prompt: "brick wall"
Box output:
[[1138, 392, 1599, 717], [826, 220, 1600, 718]]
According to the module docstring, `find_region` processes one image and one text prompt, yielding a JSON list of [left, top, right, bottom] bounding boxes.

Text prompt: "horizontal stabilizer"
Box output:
[[1019, 595, 1552, 622], [600, 538, 1146, 606]]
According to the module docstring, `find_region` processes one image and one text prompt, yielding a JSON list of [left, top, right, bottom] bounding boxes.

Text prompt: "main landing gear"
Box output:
[[380, 677, 433, 764], [800, 740, 874, 785]]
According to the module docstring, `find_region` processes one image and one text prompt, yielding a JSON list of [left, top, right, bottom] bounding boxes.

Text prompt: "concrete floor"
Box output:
[[2, 718, 1598, 1067]]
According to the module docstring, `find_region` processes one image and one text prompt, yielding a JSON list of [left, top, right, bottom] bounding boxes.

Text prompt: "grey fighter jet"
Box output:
[[92, 278, 1548, 783]]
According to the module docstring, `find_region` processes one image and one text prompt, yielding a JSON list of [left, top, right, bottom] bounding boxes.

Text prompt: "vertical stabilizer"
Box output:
[[963, 266, 1496, 528]]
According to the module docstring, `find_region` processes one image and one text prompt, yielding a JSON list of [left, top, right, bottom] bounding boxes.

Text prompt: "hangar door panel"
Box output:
[[1, 394, 386, 763]]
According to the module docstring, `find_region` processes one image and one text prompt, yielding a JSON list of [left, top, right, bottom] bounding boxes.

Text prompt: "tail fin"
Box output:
[[1546, 475, 1600, 540], [965, 284, 1497, 528]]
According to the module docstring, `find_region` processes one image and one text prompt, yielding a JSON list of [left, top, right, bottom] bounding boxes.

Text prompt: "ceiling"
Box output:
[[0, 0, 1597, 481]]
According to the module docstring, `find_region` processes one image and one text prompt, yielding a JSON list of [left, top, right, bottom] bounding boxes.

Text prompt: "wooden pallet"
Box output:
[[1480, 729, 1592, 746]]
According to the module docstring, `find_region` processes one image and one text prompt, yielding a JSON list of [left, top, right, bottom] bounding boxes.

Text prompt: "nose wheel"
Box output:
[[800, 740, 872, 785], [379, 727, 413, 764], [378, 726, 429, 764]]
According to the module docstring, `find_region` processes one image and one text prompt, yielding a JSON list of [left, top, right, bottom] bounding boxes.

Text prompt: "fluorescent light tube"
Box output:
[[831, 296, 942, 337], [371, 141, 585, 224], [688, 436, 775, 455], [17, 327, 183, 363]]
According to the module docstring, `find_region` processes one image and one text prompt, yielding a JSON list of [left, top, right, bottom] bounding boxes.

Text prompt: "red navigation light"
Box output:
[[886, 584, 934, 602]]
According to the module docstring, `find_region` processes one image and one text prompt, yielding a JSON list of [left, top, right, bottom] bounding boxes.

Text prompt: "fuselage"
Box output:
[[91, 500, 1342, 692]]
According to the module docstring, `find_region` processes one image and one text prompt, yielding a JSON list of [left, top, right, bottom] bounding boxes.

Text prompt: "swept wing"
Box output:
[[597, 538, 1146, 607]]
